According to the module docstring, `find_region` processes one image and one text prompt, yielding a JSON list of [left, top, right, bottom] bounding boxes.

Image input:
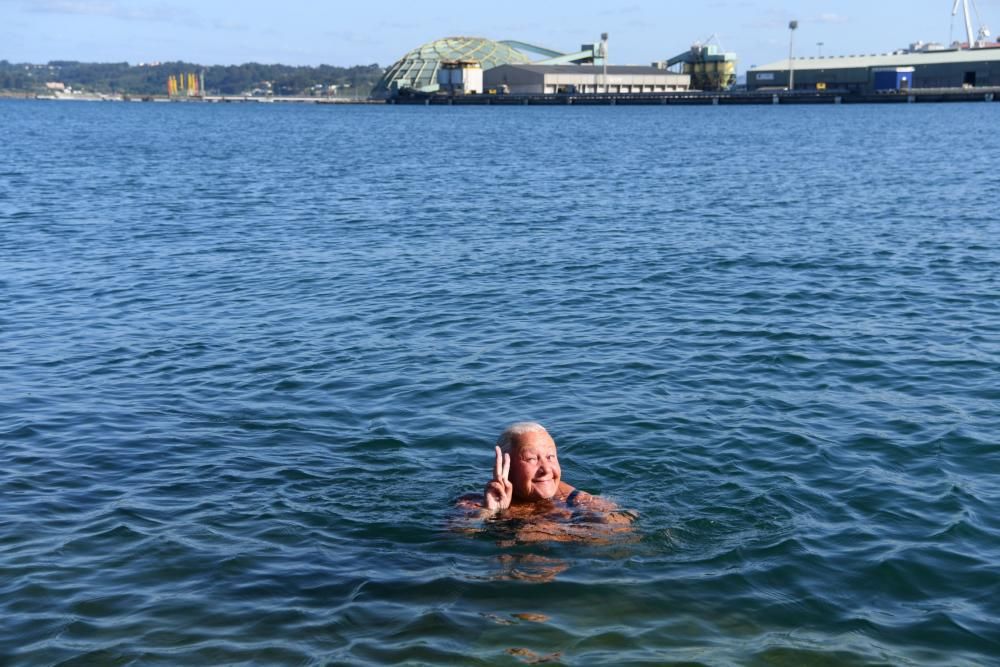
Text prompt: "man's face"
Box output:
[[509, 430, 562, 502]]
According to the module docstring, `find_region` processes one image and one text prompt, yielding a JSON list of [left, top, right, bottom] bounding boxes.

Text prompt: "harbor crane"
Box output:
[[952, 0, 992, 48]]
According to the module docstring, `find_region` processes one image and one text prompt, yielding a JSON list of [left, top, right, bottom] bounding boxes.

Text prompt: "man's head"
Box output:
[[497, 422, 562, 502]]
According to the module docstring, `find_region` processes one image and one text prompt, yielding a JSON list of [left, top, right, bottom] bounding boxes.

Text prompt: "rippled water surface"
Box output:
[[1, 99, 999, 665]]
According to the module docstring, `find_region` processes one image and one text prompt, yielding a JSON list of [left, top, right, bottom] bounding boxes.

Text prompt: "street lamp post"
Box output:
[[601, 32, 609, 94], [788, 20, 798, 91], [817, 41, 824, 57]]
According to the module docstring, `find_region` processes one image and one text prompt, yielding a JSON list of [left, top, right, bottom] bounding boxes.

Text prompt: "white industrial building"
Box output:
[[484, 64, 690, 94], [436, 60, 483, 95]]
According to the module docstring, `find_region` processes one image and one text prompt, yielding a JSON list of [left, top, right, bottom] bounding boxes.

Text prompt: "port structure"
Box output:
[[654, 36, 737, 91], [499, 40, 606, 66], [372, 36, 617, 98], [952, 0, 992, 47], [749, 1, 999, 93]]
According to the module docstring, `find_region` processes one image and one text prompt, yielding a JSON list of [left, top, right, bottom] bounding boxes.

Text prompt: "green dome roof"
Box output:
[[372, 36, 531, 98]]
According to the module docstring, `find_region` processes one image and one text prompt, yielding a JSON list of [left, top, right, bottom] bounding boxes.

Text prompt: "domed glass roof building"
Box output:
[[372, 37, 532, 98]]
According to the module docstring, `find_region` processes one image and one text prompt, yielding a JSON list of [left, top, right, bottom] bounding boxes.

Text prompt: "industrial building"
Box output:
[[484, 64, 689, 94], [371, 36, 617, 98], [377, 6, 1000, 101], [437, 60, 483, 95], [372, 38, 530, 98], [748, 47, 1000, 93], [374, 34, 739, 99], [653, 43, 737, 91], [749, 0, 1000, 93]]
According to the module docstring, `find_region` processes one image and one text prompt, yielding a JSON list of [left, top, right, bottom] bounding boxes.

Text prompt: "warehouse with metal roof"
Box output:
[[748, 46, 1000, 93], [484, 64, 690, 95]]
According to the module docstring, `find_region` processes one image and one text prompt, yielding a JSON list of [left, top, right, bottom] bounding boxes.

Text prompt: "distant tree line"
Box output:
[[0, 60, 384, 96]]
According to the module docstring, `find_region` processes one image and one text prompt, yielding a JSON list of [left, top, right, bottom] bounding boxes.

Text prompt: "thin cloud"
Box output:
[[323, 30, 375, 45], [745, 17, 791, 30], [23, 0, 112, 16], [814, 13, 849, 25], [743, 6, 851, 30], [24, 0, 193, 23], [211, 18, 246, 32], [743, 8, 793, 31], [600, 4, 641, 16], [374, 19, 411, 31]]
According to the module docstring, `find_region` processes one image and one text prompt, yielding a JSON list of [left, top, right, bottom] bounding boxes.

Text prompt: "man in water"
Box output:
[[457, 422, 629, 523]]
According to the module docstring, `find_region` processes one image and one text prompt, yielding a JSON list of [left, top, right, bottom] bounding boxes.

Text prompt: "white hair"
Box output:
[[496, 421, 549, 455]]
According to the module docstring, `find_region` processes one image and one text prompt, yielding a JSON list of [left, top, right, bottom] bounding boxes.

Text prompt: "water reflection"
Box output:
[[505, 647, 564, 664], [451, 497, 638, 583], [492, 553, 568, 583]]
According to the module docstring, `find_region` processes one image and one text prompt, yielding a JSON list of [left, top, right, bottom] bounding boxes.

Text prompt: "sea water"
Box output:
[[1, 99, 998, 665]]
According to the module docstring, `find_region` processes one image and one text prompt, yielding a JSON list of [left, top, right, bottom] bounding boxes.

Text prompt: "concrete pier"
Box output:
[[390, 87, 1000, 106]]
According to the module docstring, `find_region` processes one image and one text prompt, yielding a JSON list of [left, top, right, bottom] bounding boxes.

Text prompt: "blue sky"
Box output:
[[2, 0, 998, 71]]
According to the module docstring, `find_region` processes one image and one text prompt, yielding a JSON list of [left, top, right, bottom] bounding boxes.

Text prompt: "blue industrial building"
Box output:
[[873, 67, 916, 92]]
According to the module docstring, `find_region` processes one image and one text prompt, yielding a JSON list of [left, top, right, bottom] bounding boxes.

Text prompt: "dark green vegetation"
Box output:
[[0, 59, 383, 96]]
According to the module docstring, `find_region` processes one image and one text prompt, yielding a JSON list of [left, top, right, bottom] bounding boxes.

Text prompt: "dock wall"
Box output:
[[390, 88, 1000, 106]]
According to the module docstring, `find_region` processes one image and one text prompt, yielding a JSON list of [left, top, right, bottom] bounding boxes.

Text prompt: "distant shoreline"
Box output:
[[6, 88, 999, 106], [1, 91, 384, 104]]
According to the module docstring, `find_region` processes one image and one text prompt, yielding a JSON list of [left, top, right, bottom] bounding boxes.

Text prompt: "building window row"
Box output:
[[544, 83, 684, 94]]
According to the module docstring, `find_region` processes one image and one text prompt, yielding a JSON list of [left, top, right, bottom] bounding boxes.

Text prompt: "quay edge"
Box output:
[[389, 88, 1000, 106]]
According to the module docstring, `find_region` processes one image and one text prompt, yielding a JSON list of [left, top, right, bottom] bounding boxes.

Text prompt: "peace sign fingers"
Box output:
[[493, 446, 511, 482], [487, 446, 513, 512]]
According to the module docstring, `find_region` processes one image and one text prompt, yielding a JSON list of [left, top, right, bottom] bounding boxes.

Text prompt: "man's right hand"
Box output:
[[484, 445, 512, 512]]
